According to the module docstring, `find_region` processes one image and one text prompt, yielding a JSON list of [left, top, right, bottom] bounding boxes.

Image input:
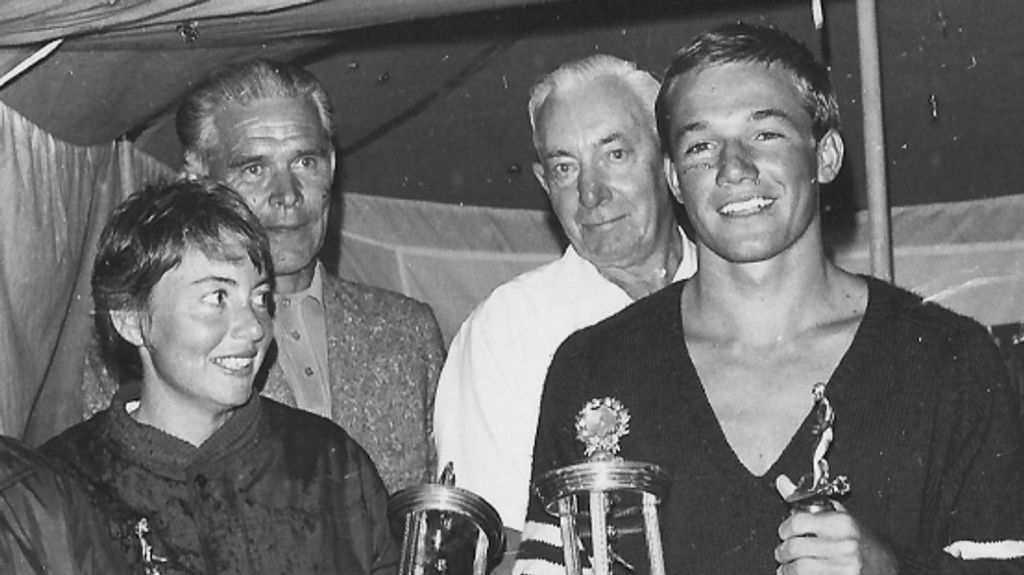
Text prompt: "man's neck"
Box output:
[[275, 262, 317, 295], [598, 229, 684, 301], [684, 247, 862, 346]]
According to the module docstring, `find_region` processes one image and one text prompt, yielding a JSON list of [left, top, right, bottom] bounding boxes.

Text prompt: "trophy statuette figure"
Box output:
[[784, 382, 850, 513]]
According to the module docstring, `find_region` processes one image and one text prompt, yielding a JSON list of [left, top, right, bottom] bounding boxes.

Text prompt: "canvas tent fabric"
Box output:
[[338, 192, 1024, 342], [1, 0, 1023, 442], [0, 102, 171, 441]]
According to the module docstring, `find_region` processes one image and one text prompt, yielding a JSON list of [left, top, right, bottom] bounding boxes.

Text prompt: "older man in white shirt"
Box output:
[[433, 54, 697, 571]]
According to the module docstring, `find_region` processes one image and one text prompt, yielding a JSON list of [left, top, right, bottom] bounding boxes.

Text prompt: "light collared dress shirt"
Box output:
[[274, 264, 331, 419], [434, 229, 697, 531]]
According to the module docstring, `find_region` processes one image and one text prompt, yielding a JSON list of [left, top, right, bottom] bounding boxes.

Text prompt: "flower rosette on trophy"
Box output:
[[534, 398, 672, 575], [784, 382, 851, 513], [387, 463, 506, 575]]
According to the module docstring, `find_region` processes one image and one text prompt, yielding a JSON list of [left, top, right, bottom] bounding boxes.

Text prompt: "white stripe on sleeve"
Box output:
[[944, 540, 1024, 560]]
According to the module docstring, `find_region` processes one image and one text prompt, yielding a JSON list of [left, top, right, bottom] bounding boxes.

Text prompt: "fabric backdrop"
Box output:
[[3, 100, 1022, 443], [0, 102, 171, 441]]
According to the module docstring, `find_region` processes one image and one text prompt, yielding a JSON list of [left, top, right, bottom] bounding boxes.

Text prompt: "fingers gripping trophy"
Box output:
[[534, 398, 672, 575], [784, 382, 850, 513]]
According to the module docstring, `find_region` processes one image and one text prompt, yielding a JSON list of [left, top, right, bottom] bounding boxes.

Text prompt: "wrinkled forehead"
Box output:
[[211, 96, 330, 146], [536, 77, 655, 151]]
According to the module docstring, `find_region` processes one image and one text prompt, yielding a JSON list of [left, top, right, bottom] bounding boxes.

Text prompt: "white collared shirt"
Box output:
[[434, 228, 697, 530], [274, 264, 331, 418]]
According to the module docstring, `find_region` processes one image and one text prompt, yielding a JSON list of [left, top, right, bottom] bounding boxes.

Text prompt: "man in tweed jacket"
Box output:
[[84, 59, 443, 493]]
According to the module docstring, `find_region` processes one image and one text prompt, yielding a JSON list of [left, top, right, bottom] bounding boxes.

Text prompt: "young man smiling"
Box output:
[[517, 23, 1024, 575]]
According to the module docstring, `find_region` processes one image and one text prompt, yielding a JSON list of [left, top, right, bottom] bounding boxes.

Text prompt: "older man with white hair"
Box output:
[[433, 54, 697, 570]]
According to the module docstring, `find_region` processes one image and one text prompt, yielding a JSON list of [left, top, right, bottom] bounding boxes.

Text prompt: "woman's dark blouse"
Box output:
[[43, 395, 398, 575]]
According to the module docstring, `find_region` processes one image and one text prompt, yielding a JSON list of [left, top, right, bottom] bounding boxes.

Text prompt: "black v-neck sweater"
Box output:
[[520, 277, 1024, 574]]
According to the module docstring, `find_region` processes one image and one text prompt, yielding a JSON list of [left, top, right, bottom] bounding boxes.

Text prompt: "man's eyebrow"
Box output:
[[296, 146, 332, 158], [597, 132, 625, 146], [542, 148, 574, 161], [227, 154, 265, 169], [751, 108, 799, 126], [191, 275, 238, 287], [542, 130, 628, 157], [675, 120, 708, 139], [672, 120, 708, 150]]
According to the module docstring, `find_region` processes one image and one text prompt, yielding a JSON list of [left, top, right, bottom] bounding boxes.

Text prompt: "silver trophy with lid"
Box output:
[[533, 397, 672, 575], [784, 382, 850, 513], [388, 463, 505, 575]]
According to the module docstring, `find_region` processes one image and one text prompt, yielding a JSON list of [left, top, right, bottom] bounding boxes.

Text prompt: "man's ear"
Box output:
[[532, 162, 551, 195], [182, 149, 210, 179], [664, 155, 685, 204], [816, 129, 845, 185], [110, 310, 145, 347]]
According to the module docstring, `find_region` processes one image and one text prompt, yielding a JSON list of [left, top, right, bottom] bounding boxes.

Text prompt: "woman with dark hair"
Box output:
[[43, 179, 398, 574]]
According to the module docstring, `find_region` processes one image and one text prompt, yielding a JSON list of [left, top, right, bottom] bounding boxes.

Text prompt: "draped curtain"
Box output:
[[0, 101, 171, 442]]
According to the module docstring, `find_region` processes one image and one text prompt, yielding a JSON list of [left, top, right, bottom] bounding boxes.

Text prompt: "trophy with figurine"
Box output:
[[533, 397, 672, 575], [387, 463, 505, 575], [784, 382, 850, 513]]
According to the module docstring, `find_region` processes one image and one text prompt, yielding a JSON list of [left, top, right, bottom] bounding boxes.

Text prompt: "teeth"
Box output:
[[720, 196, 774, 215], [213, 357, 254, 370]]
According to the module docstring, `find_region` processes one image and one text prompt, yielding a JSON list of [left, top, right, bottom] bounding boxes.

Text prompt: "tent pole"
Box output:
[[0, 39, 62, 89], [117, 135, 135, 200], [856, 0, 893, 282]]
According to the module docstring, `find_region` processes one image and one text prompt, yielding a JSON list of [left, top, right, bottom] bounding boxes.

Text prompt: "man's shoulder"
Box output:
[[322, 274, 433, 321], [462, 251, 597, 328], [320, 275, 443, 350], [556, 282, 683, 359], [869, 277, 991, 341]]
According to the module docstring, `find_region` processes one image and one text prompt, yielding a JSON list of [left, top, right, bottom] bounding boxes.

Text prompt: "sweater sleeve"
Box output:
[[514, 336, 589, 575], [896, 323, 1024, 575]]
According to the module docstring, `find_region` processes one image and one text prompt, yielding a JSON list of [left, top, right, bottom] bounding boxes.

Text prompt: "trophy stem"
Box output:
[[589, 491, 610, 575], [557, 497, 582, 575], [399, 511, 428, 575], [642, 493, 666, 575], [473, 528, 488, 574]]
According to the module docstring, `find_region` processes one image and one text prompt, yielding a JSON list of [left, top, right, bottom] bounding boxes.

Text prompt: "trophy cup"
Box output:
[[387, 463, 506, 575], [784, 382, 850, 513], [533, 397, 672, 575]]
